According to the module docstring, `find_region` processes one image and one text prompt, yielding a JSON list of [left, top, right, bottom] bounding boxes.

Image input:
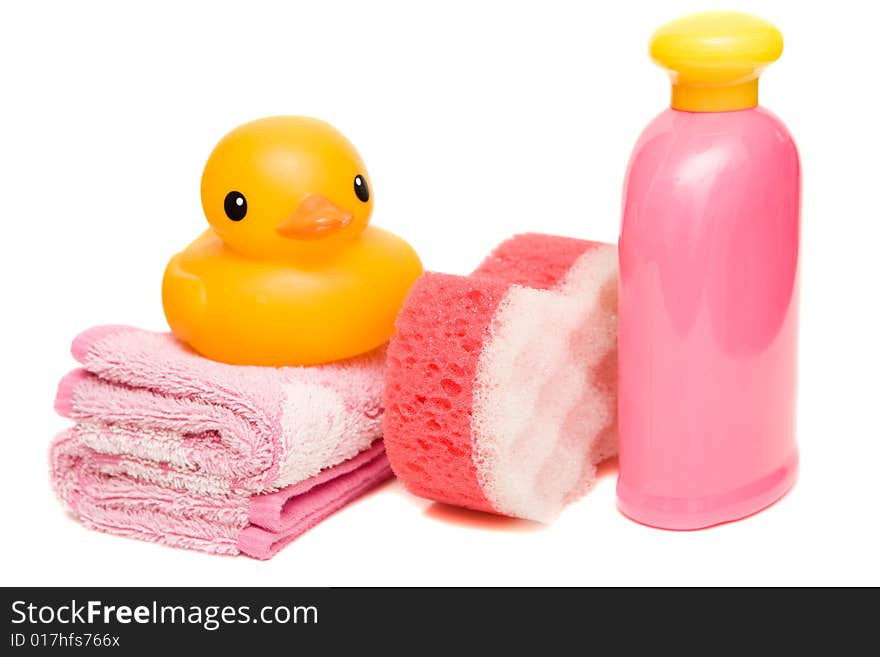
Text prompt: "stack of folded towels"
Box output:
[[50, 325, 391, 559]]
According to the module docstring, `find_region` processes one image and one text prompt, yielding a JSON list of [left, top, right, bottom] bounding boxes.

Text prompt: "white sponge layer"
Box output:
[[471, 245, 618, 521]]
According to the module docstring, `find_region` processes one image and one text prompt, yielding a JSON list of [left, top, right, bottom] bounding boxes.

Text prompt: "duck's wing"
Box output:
[[161, 253, 207, 344]]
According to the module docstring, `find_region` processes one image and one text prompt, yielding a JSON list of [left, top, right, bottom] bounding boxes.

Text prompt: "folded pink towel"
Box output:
[[51, 325, 391, 558]]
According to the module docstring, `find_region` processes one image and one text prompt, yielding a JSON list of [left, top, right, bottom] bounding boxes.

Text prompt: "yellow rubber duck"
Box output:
[[162, 116, 423, 366]]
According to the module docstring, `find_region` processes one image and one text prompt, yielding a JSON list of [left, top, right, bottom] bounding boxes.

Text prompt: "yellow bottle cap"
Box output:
[[650, 11, 783, 112]]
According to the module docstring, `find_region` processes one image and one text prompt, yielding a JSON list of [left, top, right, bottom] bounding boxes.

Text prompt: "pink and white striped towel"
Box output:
[[50, 325, 392, 559]]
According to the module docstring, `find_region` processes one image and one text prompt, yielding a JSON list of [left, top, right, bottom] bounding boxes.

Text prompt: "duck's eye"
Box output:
[[354, 175, 370, 203], [224, 191, 247, 221]]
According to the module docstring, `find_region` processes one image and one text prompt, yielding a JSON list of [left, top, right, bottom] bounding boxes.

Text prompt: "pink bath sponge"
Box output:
[[384, 234, 618, 522]]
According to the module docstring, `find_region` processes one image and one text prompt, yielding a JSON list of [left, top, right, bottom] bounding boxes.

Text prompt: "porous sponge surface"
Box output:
[[384, 234, 616, 520], [384, 272, 508, 512], [472, 233, 597, 288]]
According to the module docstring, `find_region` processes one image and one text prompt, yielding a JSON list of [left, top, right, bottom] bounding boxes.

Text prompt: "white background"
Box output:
[[1, 0, 877, 586]]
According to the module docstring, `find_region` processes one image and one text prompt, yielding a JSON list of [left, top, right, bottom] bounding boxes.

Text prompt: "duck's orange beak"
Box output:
[[276, 193, 353, 240]]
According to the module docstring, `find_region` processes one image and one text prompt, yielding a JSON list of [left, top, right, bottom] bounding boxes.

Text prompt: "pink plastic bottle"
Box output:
[[616, 12, 800, 529]]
